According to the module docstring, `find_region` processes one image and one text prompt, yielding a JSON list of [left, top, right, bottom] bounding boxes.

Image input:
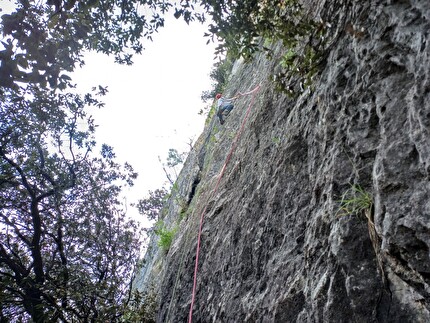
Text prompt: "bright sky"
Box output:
[[0, 1, 217, 221], [72, 18, 217, 220]]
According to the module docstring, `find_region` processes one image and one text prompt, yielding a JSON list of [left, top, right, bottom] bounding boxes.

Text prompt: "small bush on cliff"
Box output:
[[337, 184, 385, 282], [154, 221, 178, 253], [337, 184, 373, 218]]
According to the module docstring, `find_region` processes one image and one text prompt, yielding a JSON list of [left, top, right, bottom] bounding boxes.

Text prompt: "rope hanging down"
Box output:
[[188, 84, 261, 323]]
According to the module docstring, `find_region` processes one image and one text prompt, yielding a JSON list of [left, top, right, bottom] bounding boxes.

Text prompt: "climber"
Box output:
[[215, 93, 239, 125]]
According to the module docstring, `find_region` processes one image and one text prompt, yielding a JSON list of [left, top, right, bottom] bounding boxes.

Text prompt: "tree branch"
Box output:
[[0, 146, 36, 198], [1, 214, 31, 247], [28, 198, 45, 284], [0, 244, 26, 281]]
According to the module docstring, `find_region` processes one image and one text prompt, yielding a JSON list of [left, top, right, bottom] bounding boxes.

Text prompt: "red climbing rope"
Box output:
[[188, 84, 261, 323]]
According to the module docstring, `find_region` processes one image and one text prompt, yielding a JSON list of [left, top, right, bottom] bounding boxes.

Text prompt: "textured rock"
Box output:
[[134, 1, 430, 322]]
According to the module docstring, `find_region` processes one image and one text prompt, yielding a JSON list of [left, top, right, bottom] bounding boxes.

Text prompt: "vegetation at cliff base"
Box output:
[[122, 288, 157, 323]]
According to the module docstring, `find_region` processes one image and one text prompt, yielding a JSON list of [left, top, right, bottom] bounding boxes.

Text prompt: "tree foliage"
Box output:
[[136, 147, 187, 223], [121, 289, 157, 323], [136, 188, 168, 222], [0, 0, 190, 90], [200, 57, 233, 105], [0, 84, 142, 321], [1, 0, 330, 95], [180, 0, 331, 95], [166, 148, 186, 169], [154, 221, 177, 254], [157, 148, 187, 186]]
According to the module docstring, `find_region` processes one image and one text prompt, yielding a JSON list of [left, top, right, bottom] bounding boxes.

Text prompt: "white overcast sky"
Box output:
[[72, 19, 217, 220], [1, 1, 217, 221]]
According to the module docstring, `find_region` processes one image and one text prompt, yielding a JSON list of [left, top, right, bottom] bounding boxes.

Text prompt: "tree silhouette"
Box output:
[[0, 85, 140, 320]]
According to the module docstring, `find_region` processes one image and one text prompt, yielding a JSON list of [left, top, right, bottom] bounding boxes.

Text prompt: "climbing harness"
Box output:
[[188, 84, 261, 323]]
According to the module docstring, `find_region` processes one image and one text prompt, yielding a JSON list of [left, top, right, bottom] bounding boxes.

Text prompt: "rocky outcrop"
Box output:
[[134, 1, 430, 322]]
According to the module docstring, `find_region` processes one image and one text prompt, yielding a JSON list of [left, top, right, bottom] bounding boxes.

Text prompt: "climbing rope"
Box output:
[[188, 84, 261, 323]]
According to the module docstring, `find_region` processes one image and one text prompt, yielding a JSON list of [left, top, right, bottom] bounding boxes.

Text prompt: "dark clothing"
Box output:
[[216, 97, 234, 124]]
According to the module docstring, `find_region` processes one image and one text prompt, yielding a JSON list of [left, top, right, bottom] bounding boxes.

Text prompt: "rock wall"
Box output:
[[134, 0, 430, 322]]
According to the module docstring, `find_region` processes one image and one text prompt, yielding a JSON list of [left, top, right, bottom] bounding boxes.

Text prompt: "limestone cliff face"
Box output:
[[134, 1, 430, 322]]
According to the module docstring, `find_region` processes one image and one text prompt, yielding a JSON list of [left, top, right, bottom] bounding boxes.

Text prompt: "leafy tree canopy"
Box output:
[[0, 84, 140, 320], [1, 0, 327, 92], [195, 0, 334, 95], [0, 0, 204, 90], [136, 188, 168, 222]]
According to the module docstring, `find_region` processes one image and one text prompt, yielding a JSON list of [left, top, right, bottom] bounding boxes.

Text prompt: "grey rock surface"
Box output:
[[134, 1, 430, 322]]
